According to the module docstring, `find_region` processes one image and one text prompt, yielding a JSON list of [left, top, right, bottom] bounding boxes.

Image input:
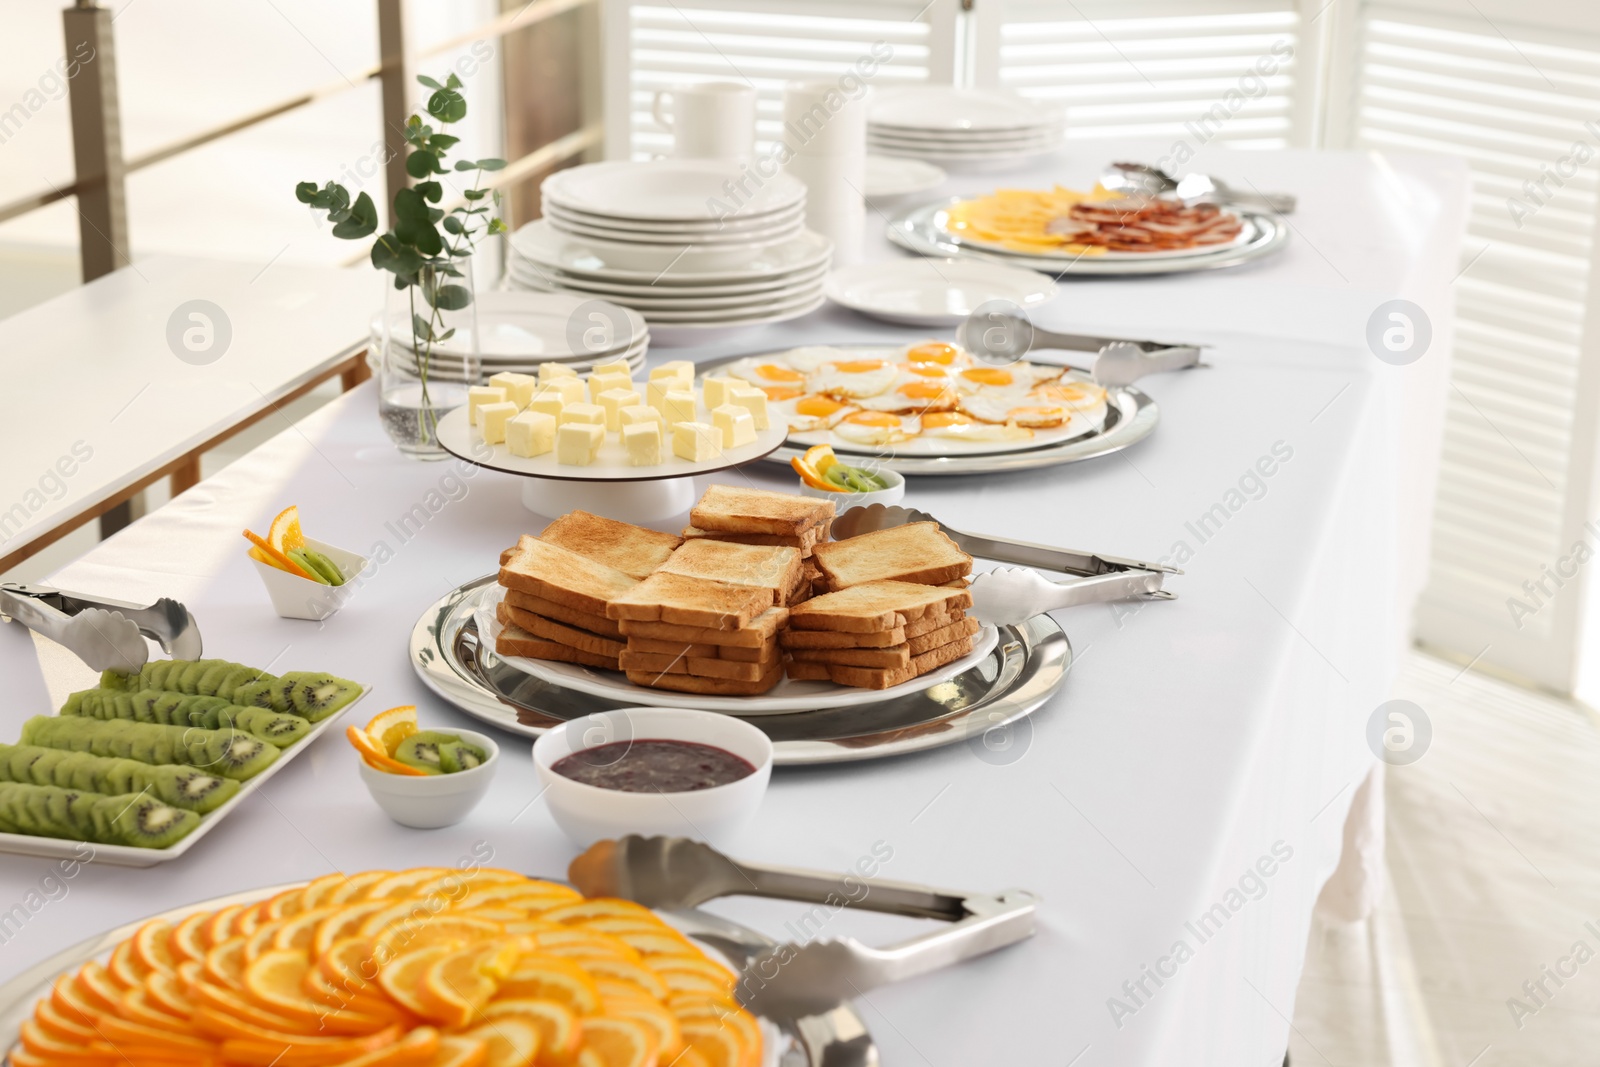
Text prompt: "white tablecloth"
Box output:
[[0, 144, 1468, 1065]]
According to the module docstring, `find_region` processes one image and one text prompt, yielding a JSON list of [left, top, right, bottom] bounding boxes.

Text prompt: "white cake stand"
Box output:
[[434, 407, 790, 523]]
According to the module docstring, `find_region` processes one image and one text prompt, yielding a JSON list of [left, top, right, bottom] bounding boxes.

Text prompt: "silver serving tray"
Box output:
[[411, 575, 1071, 765], [694, 345, 1158, 476], [0, 881, 875, 1067], [888, 196, 1289, 276]]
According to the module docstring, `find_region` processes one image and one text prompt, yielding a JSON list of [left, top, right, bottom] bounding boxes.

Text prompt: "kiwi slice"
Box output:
[[231, 679, 282, 712], [393, 731, 457, 775], [196, 662, 238, 697], [177, 660, 213, 694], [299, 548, 345, 586], [110, 794, 200, 849], [438, 739, 488, 773], [280, 673, 363, 722], [187, 731, 280, 781], [99, 669, 134, 692], [140, 660, 177, 692], [233, 707, 311, 746]]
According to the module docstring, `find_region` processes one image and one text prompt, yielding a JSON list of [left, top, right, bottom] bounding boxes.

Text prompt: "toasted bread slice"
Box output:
[[496, 623, 621, 670], [503, 589, 622, 638], [681, 525, 821, 554], [787, 581, 972, 633], [716, 641, 779, 664], [625, 664, 782, 695], [540, 511, 682, 581], [656, 540, 803, 606], [906, 608, 964, 638], [618, 649, 690, 675], [618, 607, 787, 648], [788, 644, 911, 669], [690, 484, 835, 537], [908, 616, 980, 656], [685, 655, 778, 682], [626, 636, 720, 658], [500, 537, 637, 616], [607, 572, 771, 630], [500, 602, 626, 658], [810, 522, 972, 589], [780, 626, 907, 649], [786, 633, 974, 689]]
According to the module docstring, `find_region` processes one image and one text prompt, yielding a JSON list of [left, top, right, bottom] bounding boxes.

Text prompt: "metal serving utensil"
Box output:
[[966, 567, 1171, 627], [955, 306, 1204, 387], [829, 503, 1181, 577], [0, 584, 202, 673], [569, 836, 1038, 1018], [1102, 161, 1297, 214]]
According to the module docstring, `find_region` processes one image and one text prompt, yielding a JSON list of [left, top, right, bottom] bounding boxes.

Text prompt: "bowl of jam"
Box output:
[[532, 707, 773, 848]]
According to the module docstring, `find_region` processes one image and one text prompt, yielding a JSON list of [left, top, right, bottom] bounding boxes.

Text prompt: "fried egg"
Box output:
[[855, 374, 961, 412], [920, 412, 1034, 441], [775, 394, 858, 431], [960, 394, 1072, 427], [1033, 379, 1108, 406], [903, 341, 963, 366], [774, 346, 849, 373], [725, 357, 809, 388], [806, 359, 899, 399], [952, 362, 1064, 392], [831, 411, 916, 445]]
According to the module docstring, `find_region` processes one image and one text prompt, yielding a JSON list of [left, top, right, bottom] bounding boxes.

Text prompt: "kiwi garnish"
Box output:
[[438, 740, 488, 773], [393, 731, 457, 774]]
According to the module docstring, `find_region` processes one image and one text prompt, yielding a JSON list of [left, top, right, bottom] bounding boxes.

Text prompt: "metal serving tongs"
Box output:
[[570, 835, 1038, 1018], [831, 504, 1177, 627], [0, 583, 202, 673], [956, 305, 1205, 388]]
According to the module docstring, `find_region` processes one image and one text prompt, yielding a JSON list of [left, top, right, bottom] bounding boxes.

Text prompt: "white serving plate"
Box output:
[[866, 155, 947, 200], [524, 280, 825, 314], [509, 261, 829, 299], [434, 404, 788, 481], [545, 201, 806, 236], [632, 285, 825, 322], [0, 688, 369, 868], [867, 128, 1062, 150], [868, 134, 1063, 156], [509, 222, 831, 284], [548, 216, 807, 249], [948, 209, 1255, 261], [478, 593, 999, 714], [824, 257, 1057, 327], [868, 86, 1064, 132], [543, 160, 806, 221]]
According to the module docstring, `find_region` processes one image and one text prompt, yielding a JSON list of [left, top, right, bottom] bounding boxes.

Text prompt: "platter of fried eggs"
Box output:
[[709, 341, 1111, 457]]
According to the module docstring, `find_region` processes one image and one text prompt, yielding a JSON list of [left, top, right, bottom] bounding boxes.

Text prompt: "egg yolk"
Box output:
[[843, 411, 903, 427], [898, 381, 953, 400], [1034, 382, 1094, 402], [907, 343, 958, 364], [829, 360, 887, 373], [901, 363, 949, 378], [757, 364, 805, 382], [1011, 406, 1065, 420], [795, 396, 847, 416], [922, 412, 973, 428], [761, 386, 805, 401], [962, 367, 1014, 386]]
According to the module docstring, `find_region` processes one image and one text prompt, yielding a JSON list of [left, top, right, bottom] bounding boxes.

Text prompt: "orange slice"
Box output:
[[243, 528, 313, 580], [144, 971, 195, 1018], [790, 456, 834, 491], [116, 987, 189, 1031], [365, 705, 420, 757], [650, 957, 735, 996], [255, 886, 308, 924], [578, 1017, 656, 1067], [268, 505, 306, 554], [433, 1035, 491, 1067], [189, 978, 306, 1033], [327, 871, 400, 906], [33, 992, 97, 1041], [680, 1019, 756, 1067], [231, 905, 262, 938], [532, 929, 641, 963], [541, 901, 659, 926], [594, 930, 696, 959], [204, 905, 246, 949], [132, 920, 177, 974], [97, 1014, 219, 1054], [365, 866, 453, 901], [417, 941, 521, 1028], [479, 999, 579, 1064], [670, 998, 761, 1053], [495, 955, 601, 1014], [74, 962, 126, 1013], [578, 959, 666, 1001], [378, 944, 454, 1018], [313, 901, 395, 956], [802, 443, 838, 473], [349, 726, 429, 775], [335, 1026, 445, 1067], [20, 1017, 106, 1059], [302, 959, 404, 1019], [458, 1017, 540, 1067], [169, 911, 211, 963], [377, 915, 503, 957], [599, 997, 683, 1059], [245, 919, 287, 962], [107, 938, 148, 987], [272, 904, 343, 953], [297, 871, 352, 912], [204, 937, 248, 990], [246, 948, 397, 1035]]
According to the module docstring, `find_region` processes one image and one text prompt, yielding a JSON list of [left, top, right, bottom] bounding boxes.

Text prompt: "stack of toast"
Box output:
[[783, 581, 979, 688], [682, 484, 835, 595], [809, 521, 973, 592]]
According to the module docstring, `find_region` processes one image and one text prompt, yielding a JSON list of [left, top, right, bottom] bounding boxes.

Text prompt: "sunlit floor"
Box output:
[[1290, 650, 1600, 1066]]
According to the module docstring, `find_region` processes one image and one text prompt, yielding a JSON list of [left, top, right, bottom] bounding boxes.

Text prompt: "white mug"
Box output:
[[652, 81, 756, 162]]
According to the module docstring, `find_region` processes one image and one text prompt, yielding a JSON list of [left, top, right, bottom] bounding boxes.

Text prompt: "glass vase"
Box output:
[[374, 266, 481, 460]]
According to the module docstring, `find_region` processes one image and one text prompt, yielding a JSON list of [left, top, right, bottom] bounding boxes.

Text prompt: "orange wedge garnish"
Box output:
[[578, 1017, 657, 1067], [244, 528, 313, 580], [458, 1016, 540, 1067], [348, 725, 428, 776], [269, 505, 306, 554], [479, 999, 580, 1063], [365, 705, 420, 758], [496, 955, 601, 1014]]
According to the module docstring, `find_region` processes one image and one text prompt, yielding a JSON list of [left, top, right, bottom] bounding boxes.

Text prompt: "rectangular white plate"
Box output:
[[0, 686, 370, 868]]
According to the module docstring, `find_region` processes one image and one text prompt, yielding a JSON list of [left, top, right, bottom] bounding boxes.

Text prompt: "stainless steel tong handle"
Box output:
[[0, 584, 203, 670], [968, 567, 1171, 627], [957, 307, 1204, 387]]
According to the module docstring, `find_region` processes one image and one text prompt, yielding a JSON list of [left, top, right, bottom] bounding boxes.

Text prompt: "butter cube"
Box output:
[[479, 401, 520, 445], [620, 404, 664, 428], [646, 379, 678, 413], [529, 387, 565, 421], [556, 423, 605, 466], [590, 372, 633, 401], [702, 376, 741, 409], [488, 372, 538, 408], [672, 421, 723, 462], [559, 402, 606, 428], [622, 422, 662, 466], [506, 411, 556, 458], [551, 378, 588, 405], [597, 388, 642, 432], [661, 390, 697, 428], [592, 359, 632, 377], [728, 386, 770, 430], [650, 360, 695, 385], [712, 404, 757, 448], [539, 362, 579, 385], [468, 385, 508, 426]]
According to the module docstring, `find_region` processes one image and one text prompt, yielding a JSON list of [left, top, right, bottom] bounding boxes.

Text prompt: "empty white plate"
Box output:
[[508, 221, 832, 283], [869, 86, 1063, 133], [865, 156, 947, 201], [824, 257, 1058, 327], [543, 160, 805, 222]]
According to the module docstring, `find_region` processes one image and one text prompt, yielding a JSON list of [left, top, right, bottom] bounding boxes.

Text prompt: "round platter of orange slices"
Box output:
[[0, 865, 867, 1067]]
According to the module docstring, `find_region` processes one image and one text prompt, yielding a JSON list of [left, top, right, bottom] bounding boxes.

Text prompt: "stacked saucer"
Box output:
[[868, 86, 1065, 168]]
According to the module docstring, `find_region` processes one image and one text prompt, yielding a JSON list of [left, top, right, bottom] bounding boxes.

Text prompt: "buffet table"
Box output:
[[0, 145, 1468, 1065]]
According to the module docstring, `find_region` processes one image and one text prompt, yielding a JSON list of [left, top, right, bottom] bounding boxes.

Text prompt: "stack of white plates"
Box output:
[[510, 161, 833, 345], [868, 87, 1065, 169], [377, 291, 648, 381]]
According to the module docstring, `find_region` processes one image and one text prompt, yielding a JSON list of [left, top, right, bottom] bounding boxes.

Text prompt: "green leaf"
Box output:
[[412, 313, 434, 341], [488, 218, 508, 235], [406, 150, 438, 179], [442, 216, 464, 235], [417, 75, 444, 90], [416, 181, 442, 204], [330, 191, 379, 240], [436, 327, 456, 341], [453, 160, 477, 172], [294, 181, 320, 204], [394, 273, 411, 290], [427, 207, 444, 223], [430, 134, 459, 151], [446, 73, 463, 90], [396, 215, 443, 256], [438, 263, 463, 277], [476, 158, 507, 172], [432, 284, 471, 311], [427, 89, 467, 124], [394, 188, 430, 223], [463, 188, 487, 201]]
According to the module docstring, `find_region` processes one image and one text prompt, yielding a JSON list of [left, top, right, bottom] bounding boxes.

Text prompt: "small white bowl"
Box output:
[[798, 466, 906, 510], [358, 728, 500, 829], [532, 708, 773, 849], [251, 537, 368, 621]]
